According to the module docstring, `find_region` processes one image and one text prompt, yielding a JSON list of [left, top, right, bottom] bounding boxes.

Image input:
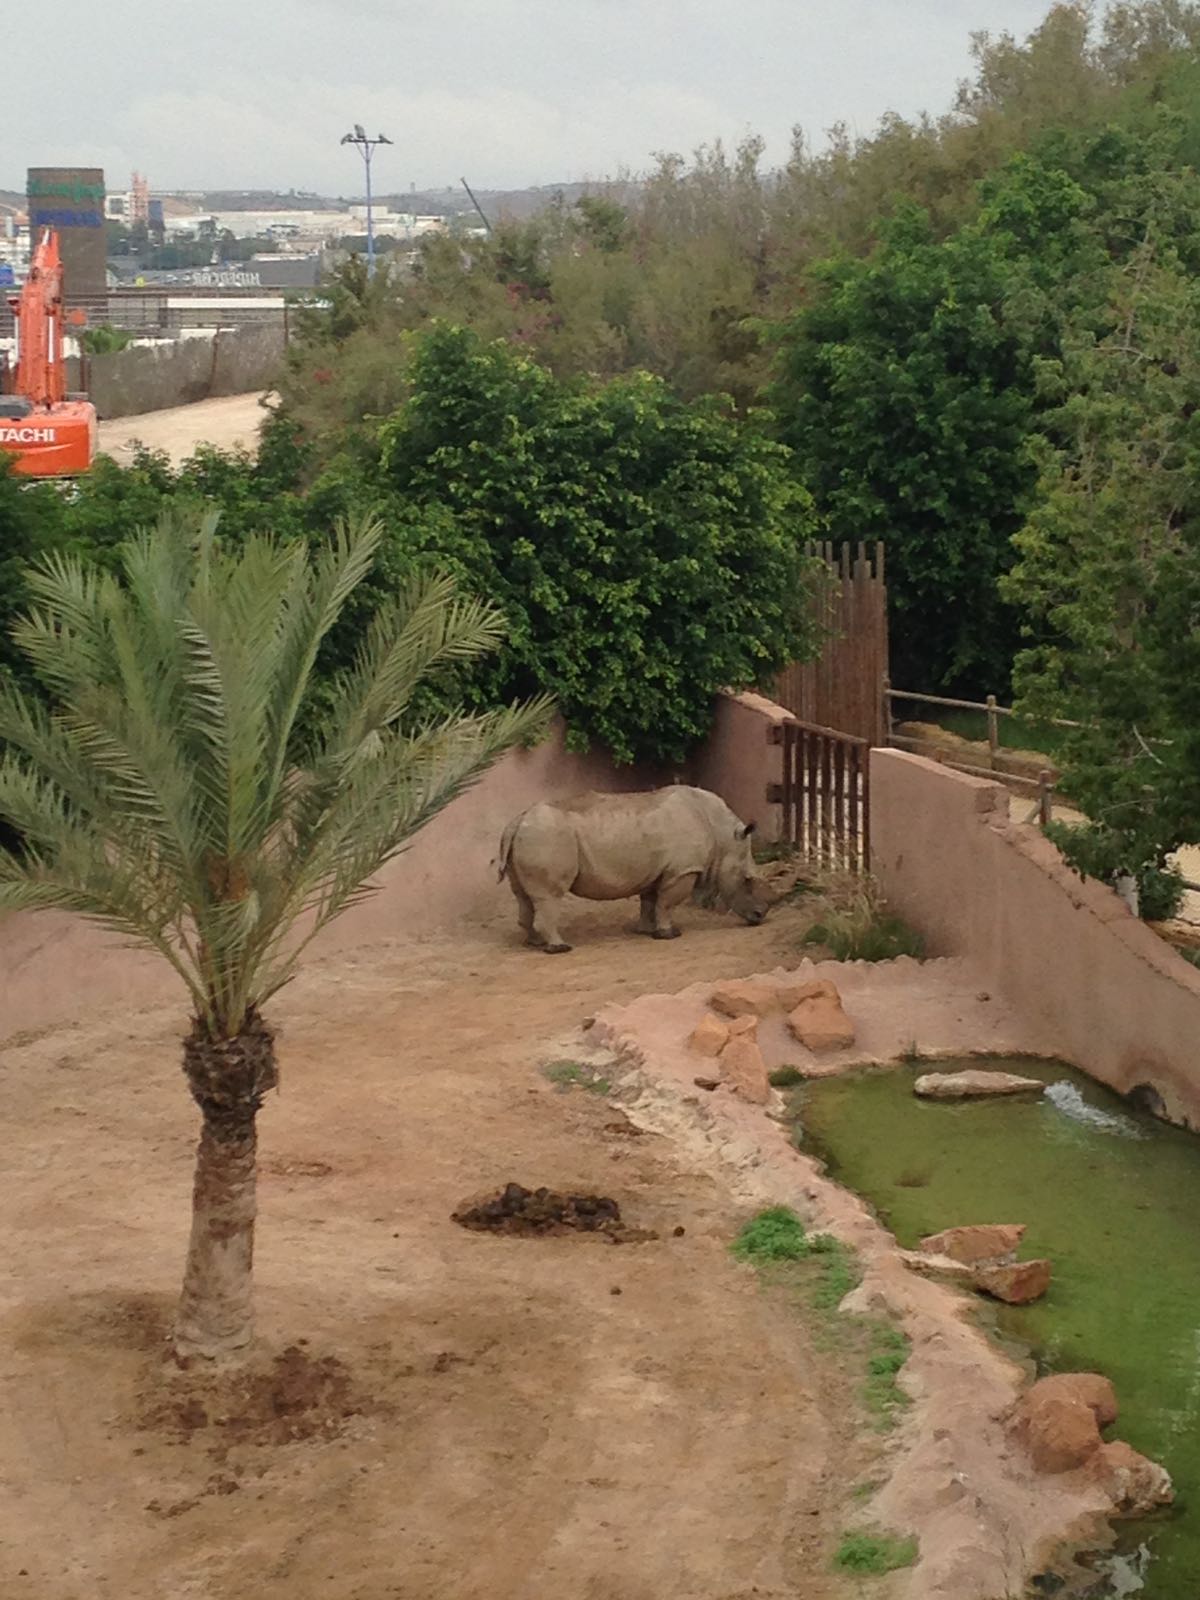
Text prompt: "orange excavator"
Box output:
[[0, 228, 97, 478]]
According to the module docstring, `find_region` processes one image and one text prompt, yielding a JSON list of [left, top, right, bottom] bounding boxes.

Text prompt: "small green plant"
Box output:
[[833, 1530, 919, 1574], [768, 1065, 805, 1088], [80, 323, 135, 355], [801, 887, 924, 962], [732, 1207, 861, 1306], [732, 1205, 812, 1262], [541, 1059, 611, 1095]]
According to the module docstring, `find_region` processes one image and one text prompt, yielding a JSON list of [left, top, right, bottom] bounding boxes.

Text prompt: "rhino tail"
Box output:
[[497, 814, 522, 883]]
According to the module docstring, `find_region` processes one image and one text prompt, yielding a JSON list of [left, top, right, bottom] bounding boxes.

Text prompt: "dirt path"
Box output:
[[97, 392, 270, 465], [0, 897, 872, 1600]]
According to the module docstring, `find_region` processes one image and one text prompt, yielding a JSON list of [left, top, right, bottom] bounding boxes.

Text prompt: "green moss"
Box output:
[[731, 1205, 811, 1262]]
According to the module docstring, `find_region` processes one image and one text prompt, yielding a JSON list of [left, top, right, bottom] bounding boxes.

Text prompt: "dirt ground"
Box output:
[[0, 893, 877, 1600], [97, 392, 270, 465]]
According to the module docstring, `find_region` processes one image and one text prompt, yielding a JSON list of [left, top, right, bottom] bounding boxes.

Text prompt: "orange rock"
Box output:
[[919, 1224, 1025, 1266], [719, 1036, 771, 1104], [710, 981, 779, 1019], [975, 1259, 1051, 1304], [1011, 1373, 1119, 1474], [1092, 1440, 1173, 1514], [776, 977, 840, 1010], [688, 1012, 730, 1057], [786, 983, 855, 1051], [726, 1014, 759, 1040], [1025, 1372, 1117, 1428]]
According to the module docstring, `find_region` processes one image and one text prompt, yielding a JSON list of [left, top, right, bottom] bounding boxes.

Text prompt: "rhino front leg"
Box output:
[[531, 895, 572, 954], [649, 873, 699, 939]]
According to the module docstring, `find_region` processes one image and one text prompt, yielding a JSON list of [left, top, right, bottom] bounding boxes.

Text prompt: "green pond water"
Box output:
[[794, 1058, 1200, 1598]]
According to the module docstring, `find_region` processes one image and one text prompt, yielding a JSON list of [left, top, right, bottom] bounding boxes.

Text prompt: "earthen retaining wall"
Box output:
[[871, 747, 1200, 1126]]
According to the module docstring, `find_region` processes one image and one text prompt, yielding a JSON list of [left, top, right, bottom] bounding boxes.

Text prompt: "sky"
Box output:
[[8, 0, 1059, 196]]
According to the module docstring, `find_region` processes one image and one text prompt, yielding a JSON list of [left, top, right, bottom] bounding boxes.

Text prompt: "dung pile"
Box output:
[[453, 1182, 653, 1241]]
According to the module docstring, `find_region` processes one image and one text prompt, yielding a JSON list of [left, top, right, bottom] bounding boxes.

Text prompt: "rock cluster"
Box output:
[[690, 975, 857, 1101], [911, 1222, 1052, 1305], [1009, 1374, 1172, 1513]]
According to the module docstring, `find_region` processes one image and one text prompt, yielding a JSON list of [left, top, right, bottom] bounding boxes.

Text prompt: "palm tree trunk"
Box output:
[[175, 1008, 278, 1361]]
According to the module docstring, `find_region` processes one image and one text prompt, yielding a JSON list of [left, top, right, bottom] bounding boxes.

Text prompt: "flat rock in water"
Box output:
[[914, 1069, 1045, 1100]]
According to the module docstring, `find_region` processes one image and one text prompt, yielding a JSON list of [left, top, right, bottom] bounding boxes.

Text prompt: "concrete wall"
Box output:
[[871, 748, 1200, 1128], [0, 720, 667, 1044], [691, 690, 789, 842], [84, 324, 285, 420]]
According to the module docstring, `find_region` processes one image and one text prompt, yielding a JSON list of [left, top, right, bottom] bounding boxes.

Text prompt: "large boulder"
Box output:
[[919, 1224, 1025, 1267], [1010, 1374, 1118, 1474], [719, 1036, 771, 1104], [975, 1259, 1052, 1304], [915, 1069, 1045, 1100], [710, 980, 779, 1019], [786, 979, 856, 1051]]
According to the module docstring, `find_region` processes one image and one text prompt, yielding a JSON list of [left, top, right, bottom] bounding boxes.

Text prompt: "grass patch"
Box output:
[[733, 1207, 911, 1436], [768, 1064, 806, 1088], [802, 909, 924, 963], [541, 1058, 612, 1095], [863, 1324, 911, 1427], [833, 1530, 919, 1574]]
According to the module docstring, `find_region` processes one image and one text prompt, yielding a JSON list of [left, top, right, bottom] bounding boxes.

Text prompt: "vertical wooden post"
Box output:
[[986, 694, 999, 769], [1038, 770, 1054, 827]]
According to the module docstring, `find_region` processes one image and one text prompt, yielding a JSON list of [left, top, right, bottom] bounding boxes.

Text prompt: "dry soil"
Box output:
[[97, 392, 270, 465], [1, 893, 875, 1600]]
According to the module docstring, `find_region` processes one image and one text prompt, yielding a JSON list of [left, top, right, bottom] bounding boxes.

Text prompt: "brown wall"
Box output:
[[83, 324, 285, 420], [691, 690, 788, 841], [871, 748, 1200, 1127], [0, 720, 667, 1044], [0, 692, 789, 1045]]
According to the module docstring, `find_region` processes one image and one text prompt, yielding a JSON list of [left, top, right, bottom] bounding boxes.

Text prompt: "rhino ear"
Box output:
[[740, 821, 757, 839]]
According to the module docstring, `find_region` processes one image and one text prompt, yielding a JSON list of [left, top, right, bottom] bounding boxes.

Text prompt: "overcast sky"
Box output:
[[9, 0, 1059, 196]]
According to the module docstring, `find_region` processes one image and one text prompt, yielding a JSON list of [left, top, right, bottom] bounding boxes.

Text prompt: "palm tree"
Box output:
[[0, 511, 551, 1360]]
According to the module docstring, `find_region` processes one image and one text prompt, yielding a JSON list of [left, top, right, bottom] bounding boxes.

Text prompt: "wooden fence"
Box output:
[[770, 719, 870, 873], [774, 542, 889, 748]]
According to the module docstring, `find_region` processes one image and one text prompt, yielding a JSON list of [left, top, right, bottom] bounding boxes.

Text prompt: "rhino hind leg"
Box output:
[[645, 873, 699, 940], [531, 896, 572, 954]]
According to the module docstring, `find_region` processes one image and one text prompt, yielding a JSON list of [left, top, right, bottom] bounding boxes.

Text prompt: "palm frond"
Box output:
[[0, 511, 554, 1038]]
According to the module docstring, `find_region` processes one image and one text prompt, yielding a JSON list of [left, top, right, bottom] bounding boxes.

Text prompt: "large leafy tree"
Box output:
[[0, 513, 551, 1359], [768, 201, 1038, 693], [1004, 194, 1200, 873], [378, 325, 820, 765]]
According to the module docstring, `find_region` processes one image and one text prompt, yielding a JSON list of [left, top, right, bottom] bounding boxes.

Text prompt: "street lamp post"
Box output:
[[339, 125, 393, 277]]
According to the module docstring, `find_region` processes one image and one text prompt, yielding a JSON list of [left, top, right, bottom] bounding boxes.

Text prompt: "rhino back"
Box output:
[[565, 788, 713, 899]]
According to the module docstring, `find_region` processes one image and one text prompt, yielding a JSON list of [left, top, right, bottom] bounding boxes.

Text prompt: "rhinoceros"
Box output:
[[498, 785, 771, 952]]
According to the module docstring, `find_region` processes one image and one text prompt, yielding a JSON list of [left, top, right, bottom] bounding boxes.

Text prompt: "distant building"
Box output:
[[28, 166, 107, 297]]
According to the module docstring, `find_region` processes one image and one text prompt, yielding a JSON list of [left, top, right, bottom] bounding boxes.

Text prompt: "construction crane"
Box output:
[[0, 228, 96, 478]]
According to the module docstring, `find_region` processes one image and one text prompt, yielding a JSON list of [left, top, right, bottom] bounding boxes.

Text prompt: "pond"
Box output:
[[794, 1057, 1200, 1598]]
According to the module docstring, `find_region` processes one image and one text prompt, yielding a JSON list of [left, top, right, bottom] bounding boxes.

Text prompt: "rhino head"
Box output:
[[713, 821, 773, 926]]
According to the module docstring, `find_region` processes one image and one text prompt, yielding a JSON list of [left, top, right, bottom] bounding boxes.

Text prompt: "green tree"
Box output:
[[0, 512, 551, 1358], [379, 325, 820, 763], [1004, 201, 1200, 874], [768, 203, 1038, 691]]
